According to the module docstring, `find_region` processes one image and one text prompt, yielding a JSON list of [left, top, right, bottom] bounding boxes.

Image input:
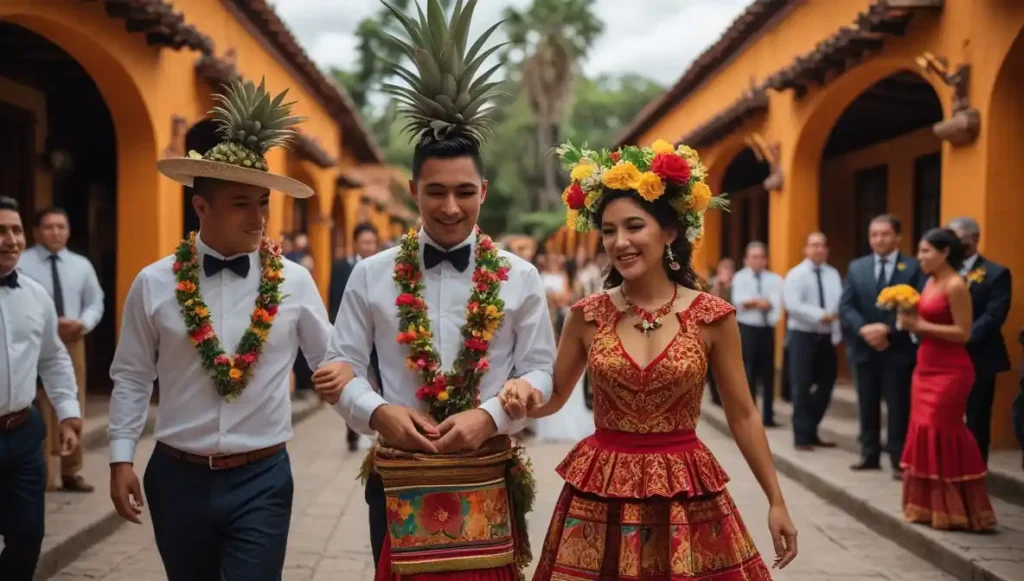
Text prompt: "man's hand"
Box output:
[[433, 408, 498, 454], [756, 298, 773, 312], [499, 378, 543, 421], [58, 418, 82, 457], [110, 463, 144, 524], [820, 312, 838, 324], [57, 318, 85, 343], [369, 405, 440, 453], [312, 361, 356, 405], [859, 323, 890, 350]]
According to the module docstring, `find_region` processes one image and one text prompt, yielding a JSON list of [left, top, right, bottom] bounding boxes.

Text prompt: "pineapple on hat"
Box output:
[[379, 0, 507, 145], [189, 76, 305, 171]]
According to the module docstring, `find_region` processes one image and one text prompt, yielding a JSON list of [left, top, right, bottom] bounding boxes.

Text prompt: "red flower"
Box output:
[[497, 267, 510, 281], [173, 262, 183, 274], [465, 338, 488, 352], [397, 331, 415, 344], [431, 374, 447, 391], [214, 354, 230, 366], [190, 323, 213, 344], [610, 151, 621, 162], [475, 282, 489, 293], [238, 352, 257, 367], [266, 305, 278, 317], [478, 236, 494, 251], [564, 183, 586, 210], [650, 153, 691, 185], [476, 358, 490, 372], [421, 492, 465, 538], [396, 293, 418, 307]]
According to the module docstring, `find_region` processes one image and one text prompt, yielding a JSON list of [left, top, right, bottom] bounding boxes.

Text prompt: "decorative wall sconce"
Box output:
[[744, 133, 783, 192], [915, 52, 979, 146], [163, 115, 188, 158]]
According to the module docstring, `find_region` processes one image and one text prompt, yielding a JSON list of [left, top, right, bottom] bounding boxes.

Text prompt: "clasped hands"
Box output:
[[859, 322, 892, 350]]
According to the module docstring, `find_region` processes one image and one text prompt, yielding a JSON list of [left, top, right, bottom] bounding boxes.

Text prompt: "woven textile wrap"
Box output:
[[373, 436, 532, 575]]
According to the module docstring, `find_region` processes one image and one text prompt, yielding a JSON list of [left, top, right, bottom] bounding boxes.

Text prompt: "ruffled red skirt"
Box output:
[[532, 429, 771, 580]]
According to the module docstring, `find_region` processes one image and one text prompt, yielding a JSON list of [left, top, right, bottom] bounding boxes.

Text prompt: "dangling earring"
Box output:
[[666, 244, 681, 271]]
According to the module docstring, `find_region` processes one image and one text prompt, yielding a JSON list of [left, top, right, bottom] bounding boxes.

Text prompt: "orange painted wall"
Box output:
[[0, 0, 373, 328]]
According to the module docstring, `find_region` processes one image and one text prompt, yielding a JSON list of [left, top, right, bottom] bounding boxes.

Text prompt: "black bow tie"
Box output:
[[0, 270, 18, 288], [423, 243, 471, 272], [203, 254, 250, 278]]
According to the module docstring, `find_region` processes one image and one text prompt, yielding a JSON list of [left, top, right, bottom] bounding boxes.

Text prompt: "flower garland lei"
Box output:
[[393, 228, 510, 423], [173, 231, 285, 401]]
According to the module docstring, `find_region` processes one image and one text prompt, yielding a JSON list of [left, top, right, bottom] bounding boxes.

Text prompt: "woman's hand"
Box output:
[[896, 310, 919, 333], [768, 504, 798, 569], [312, 361, 356, 404], [498, 378, 542, 420]]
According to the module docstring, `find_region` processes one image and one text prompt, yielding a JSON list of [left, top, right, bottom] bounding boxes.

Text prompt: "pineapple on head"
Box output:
[[380, 0, 507, 146], [194, 77, 305, 172]]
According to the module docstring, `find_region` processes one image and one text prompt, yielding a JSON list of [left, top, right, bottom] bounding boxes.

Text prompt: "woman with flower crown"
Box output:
[[107, 77, 345, 580], [501, 139, 799, 579]]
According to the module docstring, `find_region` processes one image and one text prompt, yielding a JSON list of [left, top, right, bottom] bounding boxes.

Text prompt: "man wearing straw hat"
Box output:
[[312, 1, 556, 578], [107, 77, 345, 580]]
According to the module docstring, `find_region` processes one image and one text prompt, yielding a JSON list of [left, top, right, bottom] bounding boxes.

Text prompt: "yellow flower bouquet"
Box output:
[[876, 284, 921, 330]]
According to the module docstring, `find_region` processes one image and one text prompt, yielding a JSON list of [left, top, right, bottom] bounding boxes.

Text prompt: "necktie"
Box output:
[[0, 270, 18, 288], [203, 254, 250, 278], [423, 243, 471, 272], [755, 271, 769, 326], [876, 257, 888, 291], [814, 267, 826, 308], [49, 255, 65, 317]]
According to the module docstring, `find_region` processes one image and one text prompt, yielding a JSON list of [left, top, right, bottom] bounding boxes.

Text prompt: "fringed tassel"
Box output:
[[506, 445, 537, 580], [358, 444, 377, 484]]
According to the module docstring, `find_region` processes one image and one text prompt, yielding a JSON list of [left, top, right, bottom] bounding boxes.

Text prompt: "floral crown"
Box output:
[[556, 138, 728, 245]]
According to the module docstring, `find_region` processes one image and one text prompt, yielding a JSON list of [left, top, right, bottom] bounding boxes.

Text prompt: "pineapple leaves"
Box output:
[[203, 76, 303, 158]]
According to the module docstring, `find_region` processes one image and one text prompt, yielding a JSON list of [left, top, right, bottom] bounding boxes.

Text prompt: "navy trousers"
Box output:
[[366, 472, 387, 569], [0, 407, 46, 581], [143, 445, 294, 581]]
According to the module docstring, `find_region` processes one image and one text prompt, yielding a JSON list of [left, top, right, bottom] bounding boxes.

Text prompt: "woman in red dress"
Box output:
[[896, 228, 997, 531], [502, 140, 798, 579]]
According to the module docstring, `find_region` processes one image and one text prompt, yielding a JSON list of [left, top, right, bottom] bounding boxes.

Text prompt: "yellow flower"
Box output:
[[651, 139, 675, 155], [566, 209, 579, 229], [481, 330, 494, 342], [194, 306, 209, 318], [437, 389, 449, 402], [485, 304, 499, 317], [584, 189, 601, 209], [688, 181, 712, 212], [676, 144, 700, 163], [602, 162, 642, 191], [228, 368, 243, 380], [635, 172, 665, 201], [570, 162, 596, 182]]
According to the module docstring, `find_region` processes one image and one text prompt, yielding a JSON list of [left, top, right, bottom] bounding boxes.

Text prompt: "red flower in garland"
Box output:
[[651, 153, 691, 185]]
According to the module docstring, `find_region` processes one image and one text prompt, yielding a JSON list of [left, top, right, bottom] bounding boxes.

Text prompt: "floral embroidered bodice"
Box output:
[[555, 291, 737, 500], [576, 291, 736, 433]]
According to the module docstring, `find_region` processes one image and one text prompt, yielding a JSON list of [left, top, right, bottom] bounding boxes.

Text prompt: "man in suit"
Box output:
[[328, 222, 381, 452], [840, 214, 924, 479], [948, 217, 1012, 464]]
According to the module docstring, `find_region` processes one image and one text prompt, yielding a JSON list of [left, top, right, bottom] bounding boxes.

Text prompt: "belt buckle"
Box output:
[[208, 455, 229, 470], [3, 416, 12, 430]]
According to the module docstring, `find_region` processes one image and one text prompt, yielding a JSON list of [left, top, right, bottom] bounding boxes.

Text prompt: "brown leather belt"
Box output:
[[0, 409, 30, 433], [156, 441, 286, 470]]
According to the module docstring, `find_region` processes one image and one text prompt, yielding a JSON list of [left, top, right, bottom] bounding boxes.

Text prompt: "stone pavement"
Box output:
[[49, 408, 958, 580]]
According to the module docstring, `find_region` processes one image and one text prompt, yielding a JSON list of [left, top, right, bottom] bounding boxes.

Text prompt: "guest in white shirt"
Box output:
[[783, 232, 842, 450], [0, 196, 82, 581], [731, 241, 783, 427], [107, 79, 342, 581], [18, 206, 104, 492]]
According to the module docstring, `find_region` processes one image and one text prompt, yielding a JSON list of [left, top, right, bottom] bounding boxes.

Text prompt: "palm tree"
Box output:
[[502, 0, 603, 211]]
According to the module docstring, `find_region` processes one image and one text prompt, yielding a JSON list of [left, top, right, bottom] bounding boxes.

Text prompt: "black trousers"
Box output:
[[143, 446, 294, 581], [0, 408, 46, 581], [367, 472, 388, 569], [1014, 369, 1024, 451], [787, 331, 837, 446], [966, 373, 998, 464], [739, 323, 775, 424], [854, 359, 914, 468]]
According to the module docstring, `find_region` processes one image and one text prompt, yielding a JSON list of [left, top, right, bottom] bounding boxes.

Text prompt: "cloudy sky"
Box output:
[[273, 0, 752, 86]]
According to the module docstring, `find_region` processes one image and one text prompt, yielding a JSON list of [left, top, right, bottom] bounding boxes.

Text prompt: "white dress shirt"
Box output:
[[18, 245, 105, 333], [783, 259, 843, 344], [108, 235, 333, 464], [327, 229, 556, 436], [730, 267, 783, 328], [960, 253, 979, 276], [0, 270, 81, 421]]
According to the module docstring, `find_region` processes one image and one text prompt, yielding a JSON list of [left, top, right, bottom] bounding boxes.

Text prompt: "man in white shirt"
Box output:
[[730, 241, 783, 427], [18, 206, 104, 492], [0, 196, 82, 581], [107, 79, 342, 581], [783, 233, 842, 450]]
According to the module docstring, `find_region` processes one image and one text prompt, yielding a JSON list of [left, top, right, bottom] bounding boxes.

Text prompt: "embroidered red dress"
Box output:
[[899, 285, 997, 531], [533, 292, 771, 580]]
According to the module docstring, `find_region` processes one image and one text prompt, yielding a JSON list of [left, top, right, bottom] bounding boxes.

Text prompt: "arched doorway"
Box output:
[[181, 118, 220, 237], [0, 21, 117, 392], [719, 148, 770, 263], [817, 71, 943, 271]]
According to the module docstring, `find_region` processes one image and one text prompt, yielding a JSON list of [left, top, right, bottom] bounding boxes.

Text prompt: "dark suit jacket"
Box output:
[[965, 255, 1012, 376], [840, 252, 924, 366], [329, 257, 381, 392]]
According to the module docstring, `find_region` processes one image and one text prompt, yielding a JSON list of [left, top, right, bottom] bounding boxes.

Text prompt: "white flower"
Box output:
[[582, 167, 604, 192], [686, 226, 701, 243]]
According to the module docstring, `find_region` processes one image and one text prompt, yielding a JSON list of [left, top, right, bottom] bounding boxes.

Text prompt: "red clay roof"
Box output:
[[613, 0, 793, 148]]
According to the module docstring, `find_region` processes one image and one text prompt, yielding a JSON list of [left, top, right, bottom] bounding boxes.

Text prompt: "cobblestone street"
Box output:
[[44, 407, 967, 580]]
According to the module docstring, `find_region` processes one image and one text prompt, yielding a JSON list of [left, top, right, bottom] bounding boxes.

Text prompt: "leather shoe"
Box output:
[[812, 438, 837, 448], [794, 444, 815, 452], [849, 459, 881, 471], [61, 475, 95, 493]]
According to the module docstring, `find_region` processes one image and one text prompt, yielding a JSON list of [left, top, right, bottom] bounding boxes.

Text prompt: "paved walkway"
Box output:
[[50, 409, 959, 580]]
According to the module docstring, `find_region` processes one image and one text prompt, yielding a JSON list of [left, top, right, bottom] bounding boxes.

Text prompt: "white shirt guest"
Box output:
[[784, 258, 843, 345], [108, 235, 333, 464], [327, 229, 556, 437], [731, 267, 783, 328], [18, 245, 105, 333]]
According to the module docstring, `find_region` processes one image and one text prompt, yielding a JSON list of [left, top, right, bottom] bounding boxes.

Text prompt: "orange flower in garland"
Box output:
[[393, 228, 509, 423], [173, 231, 285, 401]]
